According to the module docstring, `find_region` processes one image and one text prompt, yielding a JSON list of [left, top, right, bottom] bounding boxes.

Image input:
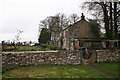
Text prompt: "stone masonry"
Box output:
[[92, 50, 120, 62], [2, 50, 80, 68], [1, 50, 120, 68]]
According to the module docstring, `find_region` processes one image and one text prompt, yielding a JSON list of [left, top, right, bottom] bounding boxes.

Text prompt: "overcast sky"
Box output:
[[0, 0, 91, 42]]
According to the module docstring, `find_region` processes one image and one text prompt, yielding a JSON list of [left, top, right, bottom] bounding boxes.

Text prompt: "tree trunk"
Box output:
[[114, 2, 118, 39], [110, 2, 113, 39], [102, 4, 110, 39]]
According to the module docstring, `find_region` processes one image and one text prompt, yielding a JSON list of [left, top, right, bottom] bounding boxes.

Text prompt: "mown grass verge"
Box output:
[[2, 64, 117, 78]]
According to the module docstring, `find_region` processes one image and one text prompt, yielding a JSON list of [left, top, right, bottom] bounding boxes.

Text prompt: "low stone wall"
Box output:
[[95, 50, 119, 62], [2, 51, 80, 68], [1, 50, 120, 68]]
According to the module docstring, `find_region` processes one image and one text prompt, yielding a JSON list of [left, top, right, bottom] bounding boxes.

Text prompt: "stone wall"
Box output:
[[2, 50, 80, 68], [1, 50, 120, 68], [94, 50, 119, 62]]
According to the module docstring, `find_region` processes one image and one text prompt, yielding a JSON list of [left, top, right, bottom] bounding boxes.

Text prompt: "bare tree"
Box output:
[[68, 13, 80, 24], [55, 13, 69, 29], [39, 13, 69, 33], [15, 30, 23, 43], [81, 0, 120, 39]]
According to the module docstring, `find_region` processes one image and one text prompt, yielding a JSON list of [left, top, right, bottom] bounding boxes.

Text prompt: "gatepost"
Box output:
[[0, 54, 1, 80], [80, 47, 86, 64], [0, 43, 2, 80], [79, 40, 86, 64]]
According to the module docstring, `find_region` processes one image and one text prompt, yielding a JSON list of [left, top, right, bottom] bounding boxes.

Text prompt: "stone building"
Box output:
[[51, 13, 98, 50]]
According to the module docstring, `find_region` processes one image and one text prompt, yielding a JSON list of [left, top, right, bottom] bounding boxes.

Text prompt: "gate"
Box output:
[[79, 40, 92, 64]]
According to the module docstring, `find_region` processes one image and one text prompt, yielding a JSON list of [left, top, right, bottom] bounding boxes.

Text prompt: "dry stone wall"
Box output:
[[2, 50, 80, 68], [95, 50, 119, 62], [1, 50, 120, 68]]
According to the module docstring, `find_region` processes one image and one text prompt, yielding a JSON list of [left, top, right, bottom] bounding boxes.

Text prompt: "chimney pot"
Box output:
[[81, 13, 85, 20]]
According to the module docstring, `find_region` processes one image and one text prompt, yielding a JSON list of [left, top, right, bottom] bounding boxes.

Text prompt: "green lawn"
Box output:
[[17, 46, 47, 51], [2, 63, 118, 78], [3, 44, 62, 51], [94, 62, 119, 77]]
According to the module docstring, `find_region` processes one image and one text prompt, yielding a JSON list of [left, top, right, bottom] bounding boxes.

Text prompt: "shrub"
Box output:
[[3, 46, 17, 51], [41, 44, 49, 48], [62, 48, 66, 50], [49, 45, 62, 50]]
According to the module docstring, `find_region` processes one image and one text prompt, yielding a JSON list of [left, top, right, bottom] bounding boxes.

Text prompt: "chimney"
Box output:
[[81, 13, 85, 20]]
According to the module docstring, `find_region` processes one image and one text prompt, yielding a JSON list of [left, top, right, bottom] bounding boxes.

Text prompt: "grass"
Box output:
[[94, 62, 119, 77], [3, 44, 63, 51], [17, 46, 47, 51], [2, 64, 115, 78]]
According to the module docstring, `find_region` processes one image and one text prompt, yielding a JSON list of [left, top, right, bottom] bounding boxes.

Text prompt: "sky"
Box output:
[[0, 0, 91, 43]]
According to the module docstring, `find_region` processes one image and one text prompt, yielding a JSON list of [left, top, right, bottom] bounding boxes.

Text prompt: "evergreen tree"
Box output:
[[38, 28, 51, 44], [88, 19, 101, 38]]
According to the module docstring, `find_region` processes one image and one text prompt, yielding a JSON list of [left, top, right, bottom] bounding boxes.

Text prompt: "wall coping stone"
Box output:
[[1, 50, 59, 54]]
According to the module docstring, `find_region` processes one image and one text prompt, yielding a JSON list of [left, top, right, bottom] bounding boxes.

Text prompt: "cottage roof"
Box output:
[[62, 13, 87, 31], [62, 13, 96, 39]]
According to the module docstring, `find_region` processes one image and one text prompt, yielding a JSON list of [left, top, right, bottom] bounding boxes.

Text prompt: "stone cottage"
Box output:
[[51, 13, 98, 50]]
